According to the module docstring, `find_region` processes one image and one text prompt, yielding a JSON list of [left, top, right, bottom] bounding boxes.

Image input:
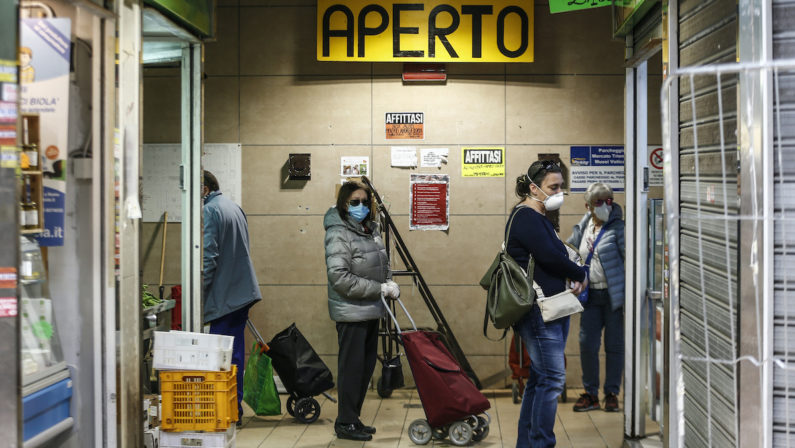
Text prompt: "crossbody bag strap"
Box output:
[[584, 224, 608, 277]]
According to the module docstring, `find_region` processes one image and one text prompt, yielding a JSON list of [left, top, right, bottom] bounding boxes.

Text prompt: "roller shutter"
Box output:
[[677, 0, 739, 446]]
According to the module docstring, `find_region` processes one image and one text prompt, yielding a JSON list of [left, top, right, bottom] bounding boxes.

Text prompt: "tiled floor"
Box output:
[[236, 388, 659, 447]]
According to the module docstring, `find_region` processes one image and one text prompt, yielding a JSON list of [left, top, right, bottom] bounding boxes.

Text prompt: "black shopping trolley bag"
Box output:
[[267, 323, 334, 397]]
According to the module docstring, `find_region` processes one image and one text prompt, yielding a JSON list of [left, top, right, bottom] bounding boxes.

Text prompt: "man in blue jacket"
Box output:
[[203, 170, 261, 423]]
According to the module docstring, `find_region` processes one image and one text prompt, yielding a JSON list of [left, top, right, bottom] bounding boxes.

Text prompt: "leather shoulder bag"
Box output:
[[481, 207, 536, 339]]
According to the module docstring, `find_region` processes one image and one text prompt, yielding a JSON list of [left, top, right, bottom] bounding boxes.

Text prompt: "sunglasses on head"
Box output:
[[527, 160, 558, 181], [593, 198, 613, 207], [349, 198, 370, 207]]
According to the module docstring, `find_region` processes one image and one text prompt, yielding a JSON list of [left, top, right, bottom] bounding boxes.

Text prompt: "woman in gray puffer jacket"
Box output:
[[323, 181, 399, 442]]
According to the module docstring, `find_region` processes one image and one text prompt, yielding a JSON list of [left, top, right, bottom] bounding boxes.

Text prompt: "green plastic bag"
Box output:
[[243, 342, 281, 416]]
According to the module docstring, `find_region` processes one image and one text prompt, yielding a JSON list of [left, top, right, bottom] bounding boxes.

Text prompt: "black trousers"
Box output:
[[336, 319, 379, 424]]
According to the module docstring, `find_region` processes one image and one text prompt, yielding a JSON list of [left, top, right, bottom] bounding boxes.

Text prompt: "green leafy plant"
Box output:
[[142, 284, 162, 308]]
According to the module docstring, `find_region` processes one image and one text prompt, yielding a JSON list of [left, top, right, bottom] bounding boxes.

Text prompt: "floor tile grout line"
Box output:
[[588, 410, 611, 448], [558, 411, 574, 447], [254, 406, 287, 448], [492, 390, 506, 447]]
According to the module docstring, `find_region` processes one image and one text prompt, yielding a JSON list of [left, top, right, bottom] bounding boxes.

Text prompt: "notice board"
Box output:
[[142, 143, 241, 222]]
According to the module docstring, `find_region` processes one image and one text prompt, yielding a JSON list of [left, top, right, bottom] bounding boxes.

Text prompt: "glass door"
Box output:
[[643, 198, 665, 422]]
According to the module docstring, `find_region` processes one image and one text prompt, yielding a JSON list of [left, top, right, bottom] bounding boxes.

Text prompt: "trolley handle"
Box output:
[[381, 293, 417, 334], [246, 319, 267, 346]]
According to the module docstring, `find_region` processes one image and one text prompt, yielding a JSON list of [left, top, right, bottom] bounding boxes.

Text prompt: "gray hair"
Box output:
[[584, 182, 613, 206]]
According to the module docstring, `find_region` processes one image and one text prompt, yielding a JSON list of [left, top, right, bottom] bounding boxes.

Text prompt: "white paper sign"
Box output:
[[421, 148, 449, 167], [391, 146, 417, 167], [341, 156, 369, 176]]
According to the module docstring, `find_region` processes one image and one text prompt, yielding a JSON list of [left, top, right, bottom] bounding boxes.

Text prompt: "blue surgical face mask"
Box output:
[[348, 204, 370, 223]]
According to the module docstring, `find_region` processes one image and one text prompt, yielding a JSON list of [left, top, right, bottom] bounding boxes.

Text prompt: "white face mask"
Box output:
[[593, 204, 612, 222], [531, 182, 564, 211]]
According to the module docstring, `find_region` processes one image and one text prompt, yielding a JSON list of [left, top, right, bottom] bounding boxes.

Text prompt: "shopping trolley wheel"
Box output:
[[512, 382, 521, 404], [431, 426, 447, 440], [377, 376, 393, 398], [473, 416, 490, 442], [448, 421, 473, 446], [286, 396, 296, 416], [408, 419, 432, 445], [295, 397, 320, 424]]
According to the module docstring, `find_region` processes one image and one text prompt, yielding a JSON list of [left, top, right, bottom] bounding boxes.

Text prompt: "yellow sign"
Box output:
[[318, 0, 534, 63], [0, 59, 16, 83], [462, 147, 504, 177]]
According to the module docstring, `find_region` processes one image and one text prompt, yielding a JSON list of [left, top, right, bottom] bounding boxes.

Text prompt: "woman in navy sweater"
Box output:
[[507, 161, 587, 448]]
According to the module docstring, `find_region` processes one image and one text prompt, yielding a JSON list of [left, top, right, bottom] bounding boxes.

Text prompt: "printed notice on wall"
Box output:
[[386, 112, 424, 140], [341, 156, 369, 177], [410, 174, 449, 231], [462, 147, 504, 177], [421, 148, 448, 168], [648, 146, 663, 187], [570, 145, 624, 192], [391, 146, 417, 167]]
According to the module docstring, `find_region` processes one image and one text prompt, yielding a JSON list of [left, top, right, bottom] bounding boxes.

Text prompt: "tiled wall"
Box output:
[[143, 1, 633, 390]]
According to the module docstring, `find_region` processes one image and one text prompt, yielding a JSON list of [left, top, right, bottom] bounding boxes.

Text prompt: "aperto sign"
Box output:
[[317, 0, 534, 63]]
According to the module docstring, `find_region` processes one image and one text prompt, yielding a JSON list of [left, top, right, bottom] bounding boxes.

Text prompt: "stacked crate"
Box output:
[[153, 331, 238, 448]]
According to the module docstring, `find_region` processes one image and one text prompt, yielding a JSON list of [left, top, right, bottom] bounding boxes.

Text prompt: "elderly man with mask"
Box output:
[[202, 170, 261, 424]]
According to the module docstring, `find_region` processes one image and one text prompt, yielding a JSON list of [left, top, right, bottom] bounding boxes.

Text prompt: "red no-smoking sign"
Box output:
[[650, 147, 663, 170]]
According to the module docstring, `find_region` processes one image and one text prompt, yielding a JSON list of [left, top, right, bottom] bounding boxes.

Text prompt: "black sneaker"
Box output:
[[573, 393, 600, 412], [335, 422, 373, 441], [604, 393, 620, 412], [356, 420, 377, 434]]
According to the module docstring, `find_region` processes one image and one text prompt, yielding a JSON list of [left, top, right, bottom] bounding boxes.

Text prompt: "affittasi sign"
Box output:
[[317, 0, 534, 63]]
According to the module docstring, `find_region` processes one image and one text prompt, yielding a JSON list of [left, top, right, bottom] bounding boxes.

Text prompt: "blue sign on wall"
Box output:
[[570, 145, 624, 192]]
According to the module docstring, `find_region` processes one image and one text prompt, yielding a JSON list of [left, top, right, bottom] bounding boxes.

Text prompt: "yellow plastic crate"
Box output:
[[160, 365, 238, 432]]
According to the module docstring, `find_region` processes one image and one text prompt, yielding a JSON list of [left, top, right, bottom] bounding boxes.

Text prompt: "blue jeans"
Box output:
[[579, 288, 624, 396], [514, 305, 569, 448], [210, 304, 252, 418]]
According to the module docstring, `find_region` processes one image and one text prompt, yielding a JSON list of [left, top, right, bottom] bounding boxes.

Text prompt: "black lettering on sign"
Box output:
[[323, 5, 354, 57], [461, 5, 493, 58], [393, 3, 425, 57], [428, 5, 460, 58], [497, 6, 528, 58], [568, 0, 611, 5], [358, 5, 389, 57]]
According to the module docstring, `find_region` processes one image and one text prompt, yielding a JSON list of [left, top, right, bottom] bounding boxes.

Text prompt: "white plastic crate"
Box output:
[[153, 331, 234, 371], [160, 426, 235, 448]]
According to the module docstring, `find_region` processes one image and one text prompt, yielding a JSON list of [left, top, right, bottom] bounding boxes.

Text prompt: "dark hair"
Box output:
[[336, 181, 371, 220], [515, 160, 562, 198], [203, 170, 220, 192]]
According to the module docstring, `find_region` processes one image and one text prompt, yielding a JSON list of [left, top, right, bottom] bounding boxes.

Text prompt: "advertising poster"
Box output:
[[21, 18, 71, 246], [649, 146, 663, 187], [570, 145, 625, 192], [385, 112, 424, 140], [341, 156, 369, 177], [410, 174, 449, 231], [462, 147, 504, 177]]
